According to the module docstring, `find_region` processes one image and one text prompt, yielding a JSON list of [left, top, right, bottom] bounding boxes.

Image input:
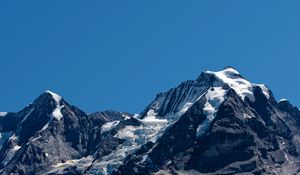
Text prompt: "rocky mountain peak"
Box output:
[[197, 67, 271, 103], [28, 90, 62, 115], [44, 90, 62, 103], [0, 68, 300, 175]]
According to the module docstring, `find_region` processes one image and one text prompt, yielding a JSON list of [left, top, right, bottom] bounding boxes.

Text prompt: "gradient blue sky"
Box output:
[[1, 1, 300, 113]]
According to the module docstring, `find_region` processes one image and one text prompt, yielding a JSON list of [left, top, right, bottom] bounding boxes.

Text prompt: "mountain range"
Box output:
[[0, 67, 300, 175]]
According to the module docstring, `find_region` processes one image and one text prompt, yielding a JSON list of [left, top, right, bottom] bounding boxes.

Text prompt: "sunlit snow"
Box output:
[[0, 112, 7, 117], [255, 84, 270, 99], [44, 68, 276, 174], [101, 121, 120, 134], [279, 99, 288, 103], [142, 109, 168, 123], [20, 108, 35, 124], [45, 90, 64, 121], [1, 134, 21, 166], [45, 90, 62, 103], [205, 68, 256, 101], [48, 156, 94, 174], [51, 106, 64, 121], [196, 87, 226, 137]]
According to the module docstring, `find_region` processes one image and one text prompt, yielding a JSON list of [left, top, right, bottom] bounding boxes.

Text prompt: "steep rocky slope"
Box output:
[[1, 67, 300, 175]]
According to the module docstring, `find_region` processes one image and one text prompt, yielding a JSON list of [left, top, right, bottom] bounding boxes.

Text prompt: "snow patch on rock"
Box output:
[[45, 90, 64, 121], [205, 68, 271, 101], [115, 126, 140, 140], [45, 90, 62, 103], [101, 121, 120, 134], [206, 68, 255, 102], [142, 109, 168, 123], [51, 105, 64, 121], [89, 116, 170, 175], [48, 156, 94, 174], [196, 87, 226, 137], [20, 107, 35, 124], [0, 132, 13, 149], [31, 135, 42, 142], [2, 135, 21, 166], [39, 122, 50, 133], [122, 114, 131, 120], [243, 113, 254, 119], [9, 134, 18, 141], [255, 84, 270, 99], [0, 112, 7, 117], [279, 98, 288, 103]]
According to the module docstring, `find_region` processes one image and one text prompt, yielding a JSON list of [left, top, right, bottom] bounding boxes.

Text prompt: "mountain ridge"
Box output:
[[0, 67, 300, 175]]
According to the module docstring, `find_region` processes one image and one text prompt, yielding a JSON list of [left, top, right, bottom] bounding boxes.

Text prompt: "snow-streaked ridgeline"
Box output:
[[0, 67, 300, 175]]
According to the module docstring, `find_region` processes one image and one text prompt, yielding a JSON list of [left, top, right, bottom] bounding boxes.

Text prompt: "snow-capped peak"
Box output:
[[204, 67, 269, 102], [279, 99, 288, 103], [44, 90, 62, 103], [44, 90, 64, 121], [196, 87, 227, 137], [0, 112, 8, 117], [219, 66, 240, 75]]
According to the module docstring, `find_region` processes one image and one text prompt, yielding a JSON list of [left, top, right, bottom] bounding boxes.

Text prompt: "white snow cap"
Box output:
[[205, 67, 270, 102], [45, 90, 64, 121], [0, 112, 8, 117], [45, 90, 62, 102], [197, 87, 227, 137], [279, 99, 288, 103]]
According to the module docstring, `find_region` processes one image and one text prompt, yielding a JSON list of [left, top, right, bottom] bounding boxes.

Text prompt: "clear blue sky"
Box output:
[[1, 1, 300, 113]]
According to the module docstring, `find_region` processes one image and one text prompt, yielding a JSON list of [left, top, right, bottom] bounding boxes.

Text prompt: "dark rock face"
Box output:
[[120, 93, 300, 174], [116, 72, 300, 175], [140, 77, 213, 120], [88, 110, 132, 124], [0, 92, 133, 175], [1, 68, 300, 175]]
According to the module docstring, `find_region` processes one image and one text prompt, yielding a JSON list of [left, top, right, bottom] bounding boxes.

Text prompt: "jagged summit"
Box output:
[[196, 67, 244, 85], [196, 67, 270, 102], [143, 67, 272, 122], [44, 90, 62, 103], [0, 68, 299, 175], [209, 66, 240, 75], [117, 69, 300, 175], [31, 90, 63, 107], [0, 112, 7, 117], [223, 65, 240, 72]]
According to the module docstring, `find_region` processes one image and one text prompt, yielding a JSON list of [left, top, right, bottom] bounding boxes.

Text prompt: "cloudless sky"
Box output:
[[1, 1, 300, 113]]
